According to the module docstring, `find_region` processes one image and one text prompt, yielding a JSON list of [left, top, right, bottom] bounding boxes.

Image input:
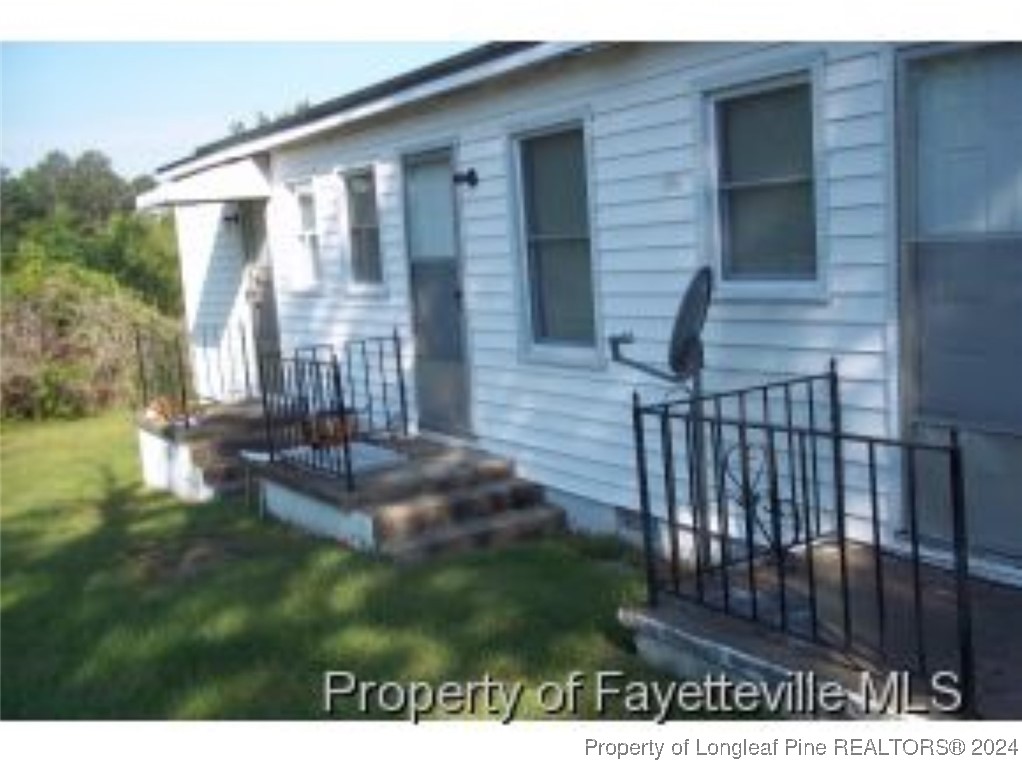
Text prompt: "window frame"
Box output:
[[704, 63, 829, 302], [510, 115, 604, 368], [287, 180, 322, 293], [343, 166, 386, 294]]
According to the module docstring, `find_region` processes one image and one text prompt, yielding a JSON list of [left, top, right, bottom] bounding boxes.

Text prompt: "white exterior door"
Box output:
[[403, 149, 470, 435]]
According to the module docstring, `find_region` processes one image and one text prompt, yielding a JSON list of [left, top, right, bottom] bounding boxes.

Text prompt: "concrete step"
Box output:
[[380, 504, 566, 563], [372, 478, 545, 543]]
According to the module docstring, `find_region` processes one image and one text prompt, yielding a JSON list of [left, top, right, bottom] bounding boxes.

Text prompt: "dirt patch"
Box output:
[[129, 537, 249, 584]]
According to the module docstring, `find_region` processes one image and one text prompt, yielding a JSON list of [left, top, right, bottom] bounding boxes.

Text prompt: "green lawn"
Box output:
[[1, 412, 659, 719]]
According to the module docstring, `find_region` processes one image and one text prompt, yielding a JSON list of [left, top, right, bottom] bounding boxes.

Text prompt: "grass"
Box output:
[[1, 412, 663, 719]]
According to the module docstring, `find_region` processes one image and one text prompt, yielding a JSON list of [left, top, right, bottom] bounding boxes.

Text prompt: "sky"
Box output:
[[0, 42, 476, 178], [1, 0, 1016, 181]]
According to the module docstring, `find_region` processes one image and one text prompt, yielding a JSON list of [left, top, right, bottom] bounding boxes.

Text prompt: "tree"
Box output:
[[1, 150, 178, 313], [92, 212, 181, 315], [1, 167, 44, 259], [227, 98, 313, 136], [130, 174, 157, 197], [1, 149, 182, 418], [2, 150, 134, 236], [22, 150, 75, 216], [64, 150, 133, 229]]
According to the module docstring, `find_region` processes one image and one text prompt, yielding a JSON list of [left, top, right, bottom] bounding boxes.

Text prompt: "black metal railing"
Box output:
[[632, 361, 975, 715], [258, 330, 409, 491], [191, 321, 275, 403], [134, 324, 192, 423], [135, 321, 277, 425]]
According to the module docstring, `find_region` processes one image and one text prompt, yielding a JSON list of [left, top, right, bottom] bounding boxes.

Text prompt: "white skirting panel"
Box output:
[[137, 427, 215, 503]]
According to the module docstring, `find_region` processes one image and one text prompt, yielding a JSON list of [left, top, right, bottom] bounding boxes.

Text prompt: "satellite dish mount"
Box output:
[[608, 265, 713, 396], [610, 265, 715, 566]]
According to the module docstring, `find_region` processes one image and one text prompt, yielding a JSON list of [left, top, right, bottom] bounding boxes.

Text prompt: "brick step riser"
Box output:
[[354, 461, 515, 508], [373, 480, 545, 543], [385, 507, 566, 564]]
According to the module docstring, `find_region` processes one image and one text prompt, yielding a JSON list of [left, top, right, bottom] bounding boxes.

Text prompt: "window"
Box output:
[[345, 169, 383, 285], [518, 126, 596, 347], [292, 183, 320, 289], [714, 78, 817, 281]]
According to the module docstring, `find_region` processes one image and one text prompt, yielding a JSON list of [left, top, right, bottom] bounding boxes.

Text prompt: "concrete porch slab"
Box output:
[[623, 539, 1022, 718]]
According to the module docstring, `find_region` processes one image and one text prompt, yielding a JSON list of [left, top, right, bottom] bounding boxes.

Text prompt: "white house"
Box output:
[[140, 42, 1021, 573]]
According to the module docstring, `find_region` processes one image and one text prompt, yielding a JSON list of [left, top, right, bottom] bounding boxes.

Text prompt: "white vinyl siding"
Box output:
[[173, 203, 255, 402], [345, 169, 384, 284], [517, 125, 597, 348], [715, 79, 817, 280], [252, 43, 899, 524]]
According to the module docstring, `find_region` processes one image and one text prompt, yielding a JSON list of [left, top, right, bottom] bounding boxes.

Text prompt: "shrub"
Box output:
[[1, 260, 175, 419]]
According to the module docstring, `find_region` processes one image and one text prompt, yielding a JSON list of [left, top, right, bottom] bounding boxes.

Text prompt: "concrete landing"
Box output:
[[623, 540, 1022, 718]]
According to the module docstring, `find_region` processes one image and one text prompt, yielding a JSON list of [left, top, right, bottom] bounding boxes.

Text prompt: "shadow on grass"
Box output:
[[2, 452, 672, 720]]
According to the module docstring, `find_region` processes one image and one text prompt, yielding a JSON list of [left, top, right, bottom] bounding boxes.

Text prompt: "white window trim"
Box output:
[[509, 113, 606, 369], [701, 55, 830, 303], [340, 165, 388, 298], [286, 179, 322, 295]]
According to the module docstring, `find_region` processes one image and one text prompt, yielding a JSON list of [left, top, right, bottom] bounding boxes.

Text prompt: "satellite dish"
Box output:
[[608, 266, 713, 385], [668, 266, 713, 380]]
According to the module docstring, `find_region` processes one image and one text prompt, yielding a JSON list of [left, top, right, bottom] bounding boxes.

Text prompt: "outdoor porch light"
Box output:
[[453, 168, 478, 188], [222, 203, 241, 225]]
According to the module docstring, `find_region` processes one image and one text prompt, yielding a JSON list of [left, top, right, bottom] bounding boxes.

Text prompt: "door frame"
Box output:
[[400, 142, 474, 437]]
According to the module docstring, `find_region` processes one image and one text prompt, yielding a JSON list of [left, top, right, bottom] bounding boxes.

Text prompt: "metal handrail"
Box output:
[[630, 361, 976, 716], [257, 328, 409, 491]]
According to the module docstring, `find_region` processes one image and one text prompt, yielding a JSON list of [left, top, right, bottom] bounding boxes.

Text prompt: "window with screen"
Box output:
[[715, 79, 817, 281], [518, 126, 596, 346], [292, 184, 320, 289], [345, 169, 383, 285]]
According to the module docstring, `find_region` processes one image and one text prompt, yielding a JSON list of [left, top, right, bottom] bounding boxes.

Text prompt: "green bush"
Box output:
[[1, 260, 175, 420], [2, 151, 184, 420]]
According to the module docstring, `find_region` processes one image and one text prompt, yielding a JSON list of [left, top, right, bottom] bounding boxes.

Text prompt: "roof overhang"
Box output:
[[137, 156, 270, 210]]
